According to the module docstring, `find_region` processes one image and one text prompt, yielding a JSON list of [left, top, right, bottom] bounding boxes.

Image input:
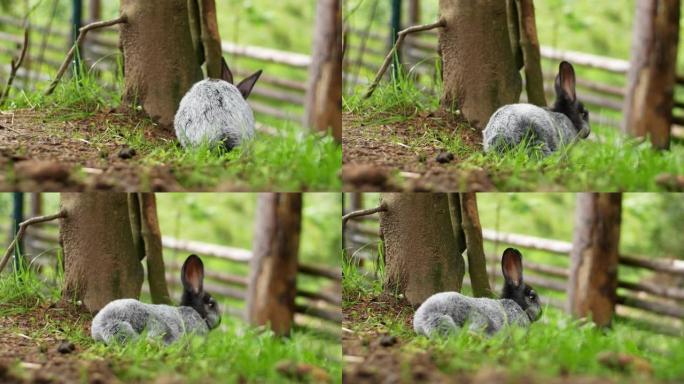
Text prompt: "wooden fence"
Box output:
[[344, 212, 684, 336], [344, 26, 684, 139], [0, 15, 310, 127], [19, 223, 341, 338]]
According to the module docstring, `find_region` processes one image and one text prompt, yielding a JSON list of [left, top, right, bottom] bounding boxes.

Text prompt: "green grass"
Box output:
[[0, 271, 342, 383], [345, 79, 684, 192], [343, 262, 684, 382]]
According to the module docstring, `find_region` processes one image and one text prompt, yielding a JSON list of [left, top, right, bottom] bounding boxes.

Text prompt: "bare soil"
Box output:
[[341, 111, 495, 192], [342, 293, 642, 384], [1, 109, 206, 191], [0, 303, 119, 384]]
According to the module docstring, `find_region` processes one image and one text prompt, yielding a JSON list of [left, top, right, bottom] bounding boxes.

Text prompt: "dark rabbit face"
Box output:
[[181, 254, 221, 329], [500, 248, 542, 322], [220, 58, 262, 100], [552, 61, 591, 139]]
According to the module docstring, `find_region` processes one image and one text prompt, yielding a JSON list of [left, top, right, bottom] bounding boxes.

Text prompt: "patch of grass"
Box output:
[[343, 264, 684, 382], [118, 121, 341, 190]]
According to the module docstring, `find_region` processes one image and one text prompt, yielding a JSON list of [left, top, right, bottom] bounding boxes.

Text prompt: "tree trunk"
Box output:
[[567, 193, 622, 327], [197, 0, 223, 78], [89, 0, 100, 22], [380, 193, 464, 306], [621, 0, 680, 150], [60, 193, 144, 313], [516, 0, 546, 106], [460, 193, 494, 298], [439, 0, 522, 128], [247, 193, 302, 336], [120, 0, 203, 128], [305, 0, 342, 142], [139, 193, 171, 304]]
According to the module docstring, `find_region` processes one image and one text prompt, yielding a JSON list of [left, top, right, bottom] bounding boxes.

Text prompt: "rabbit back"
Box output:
[[483, 104, 577, 155], [413, 292, 530, 337], [174, 79, 255, 149], [91, 299, 208, 344]]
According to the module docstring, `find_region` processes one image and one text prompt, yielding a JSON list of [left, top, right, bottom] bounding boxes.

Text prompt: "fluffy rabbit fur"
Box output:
[[483, 61, 590, 155], [413, 248, 542, 337], [91, 255, 220, 345], [174, 58, 262, 150]]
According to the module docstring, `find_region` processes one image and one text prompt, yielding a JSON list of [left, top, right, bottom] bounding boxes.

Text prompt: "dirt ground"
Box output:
[[342, 294, 637, 384], [341, 111, 495, 192], [0, 109, 203, 191], [0, 302, 119, 384]]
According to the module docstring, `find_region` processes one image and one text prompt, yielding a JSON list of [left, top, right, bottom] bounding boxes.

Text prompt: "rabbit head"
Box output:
[[180, 254, 221, 330], [220, 58, 262, 100], [500, 248, 542, 322], [552, 61, 590, 139]]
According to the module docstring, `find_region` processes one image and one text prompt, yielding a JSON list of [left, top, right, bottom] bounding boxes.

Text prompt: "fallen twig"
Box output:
[[364, 18, 446, 99], [45, 15, 127, 95], [0, 210, 67, 274], [342, 203, 387, 229], [0, 28, 30, 106]]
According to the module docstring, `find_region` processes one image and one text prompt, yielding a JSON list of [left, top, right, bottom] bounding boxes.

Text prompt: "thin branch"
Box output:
[[45, 15, 127, 96], [342, 203, 387, 229], [0, 27, 30, 106], [364, 18, 446, 99], [0, 210, 67, 274]]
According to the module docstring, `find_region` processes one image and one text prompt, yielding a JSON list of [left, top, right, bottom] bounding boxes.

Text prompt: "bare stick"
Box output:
[[364, 18, 446, 99], [0, 210, 67, 274], [342, 203, 387, 229], [0, 28, 29, 106], [45, 15, 127, 95]]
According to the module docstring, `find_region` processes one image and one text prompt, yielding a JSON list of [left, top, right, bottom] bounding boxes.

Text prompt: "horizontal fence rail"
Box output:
[[343, 212, 683, 336]]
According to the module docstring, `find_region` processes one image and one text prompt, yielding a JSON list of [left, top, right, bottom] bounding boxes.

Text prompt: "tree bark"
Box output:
[[60, 193, 144, 313], [120, 0, 203, 128], [247, 193, 302, 336], [197, 0, 223, 79], [621, 0, 680, 150], [516, 0, 546, 106], [305, 0, 342, 142], [568, 193, 622, 327], [380, 193, 464, 306], [460, 193, 494, 298], [438, 0, 522, 128], [139, 193, 171, 305], [506, 0, 523, 71]]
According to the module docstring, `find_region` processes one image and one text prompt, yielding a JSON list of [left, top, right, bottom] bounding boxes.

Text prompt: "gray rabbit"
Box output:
[[91, 255, 220, 345], [174, 58, 262, 150], [413, 248, 542, 337], [483, 61, 590, 155]]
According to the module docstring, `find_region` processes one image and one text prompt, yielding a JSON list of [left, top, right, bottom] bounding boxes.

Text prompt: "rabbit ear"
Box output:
[[221, 58, 234, 84], [236, 70, 262, 99], [501, 248, 523, 287], [556, 61, 576, 102], [181, 254, 204, 294]]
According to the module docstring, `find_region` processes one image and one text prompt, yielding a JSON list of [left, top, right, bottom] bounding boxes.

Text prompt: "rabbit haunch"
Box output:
[[483, 61, 590, 155], [413, 248, 542, 337], [91, 255, 220, 345], [174, 58, 262, 150]]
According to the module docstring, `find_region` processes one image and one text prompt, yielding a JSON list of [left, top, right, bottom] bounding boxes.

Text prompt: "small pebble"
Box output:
[[57, 341, 75, 354], [118, 147, 136, 159], [379, 334, 397, 347], [436, 151, 454, 164]]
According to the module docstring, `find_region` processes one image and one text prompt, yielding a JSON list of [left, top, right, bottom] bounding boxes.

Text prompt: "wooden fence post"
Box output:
[[305, 0, 342, 142], [621, 0, 680, 150], [247, 193, 302, 336], [567, 193, 622, 327]]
